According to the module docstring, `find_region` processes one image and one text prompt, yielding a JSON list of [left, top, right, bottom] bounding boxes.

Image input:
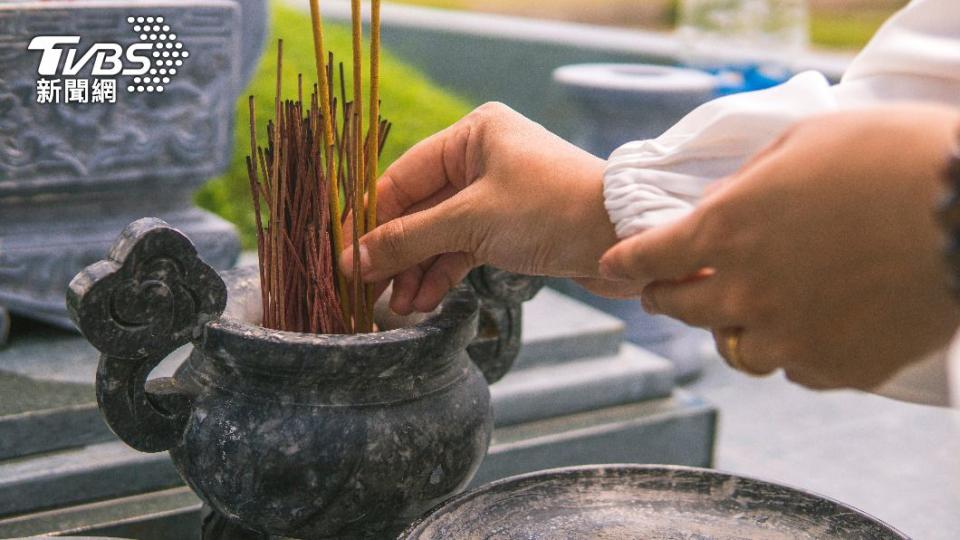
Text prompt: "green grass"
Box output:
[[196, 3, 474, 248], [390, 0, 899, 50], [810, 10, 894, 50]]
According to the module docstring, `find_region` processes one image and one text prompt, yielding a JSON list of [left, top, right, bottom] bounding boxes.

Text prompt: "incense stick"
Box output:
[[247, 2, 388, 335], [364, 0, 382, 316]]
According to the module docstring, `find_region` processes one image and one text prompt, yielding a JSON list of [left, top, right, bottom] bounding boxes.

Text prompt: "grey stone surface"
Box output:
[[0, 0, 264, 330], [0, 404, 111, 462], [474, 391, 716, 487], [0, 487, 200, 539], [548, 278, 711, 383], [0, 393, 714, 538], [405, 465, 904, 539], [688, 356, 960, 540], [514, 287, 624, 369], [492, 344, 674, 426], [0, 441, 181, 517]]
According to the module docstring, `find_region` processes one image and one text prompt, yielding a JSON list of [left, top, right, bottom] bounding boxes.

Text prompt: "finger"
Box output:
[[375, 121, 472, 225], [339, 195, 474, 282], [390, 266, 426, 316], [599, 212, 711, 283], [573, 277, 645, 300], [642, 276, 735, 328], [413, 253, 475, 313], [343, 186, 458, 245], [714, 329, 779, 377]]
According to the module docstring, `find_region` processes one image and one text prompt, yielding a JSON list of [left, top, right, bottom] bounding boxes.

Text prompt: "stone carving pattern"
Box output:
[[67, 217, 227, 452], [0, 3, 240, 195]]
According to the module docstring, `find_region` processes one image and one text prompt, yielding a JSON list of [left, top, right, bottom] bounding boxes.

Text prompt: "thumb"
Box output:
[[339, 197, 474, 283], [599, 211, 710, 283]]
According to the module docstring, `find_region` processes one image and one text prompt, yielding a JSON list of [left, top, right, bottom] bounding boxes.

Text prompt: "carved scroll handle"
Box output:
[[465, 267, 544, 384], [67, 218, 227, 453]]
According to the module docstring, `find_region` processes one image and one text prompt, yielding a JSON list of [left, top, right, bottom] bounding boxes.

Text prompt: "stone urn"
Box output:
[[66, 218, 542, 539]]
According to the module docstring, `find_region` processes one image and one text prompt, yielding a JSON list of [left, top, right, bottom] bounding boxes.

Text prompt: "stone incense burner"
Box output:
[[66, 218, 541, 539]]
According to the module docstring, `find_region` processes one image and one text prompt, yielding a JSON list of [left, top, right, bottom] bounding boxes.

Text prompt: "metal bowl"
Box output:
[[400, 465, 907, 539]]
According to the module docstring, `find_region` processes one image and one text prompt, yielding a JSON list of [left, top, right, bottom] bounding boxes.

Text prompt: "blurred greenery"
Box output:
[[810, 10, 894, 50], [391, 0, 900, 50], [196, 3, 474, 248]]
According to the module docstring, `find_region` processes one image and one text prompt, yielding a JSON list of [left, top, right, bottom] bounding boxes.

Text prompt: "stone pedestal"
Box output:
[[0, 0, 267, 332], [0, 281, 715, 538]]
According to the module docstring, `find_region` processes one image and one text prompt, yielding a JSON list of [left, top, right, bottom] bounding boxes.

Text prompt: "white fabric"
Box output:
[[603, 0, 960, 406], [604, 0, 960, 239]]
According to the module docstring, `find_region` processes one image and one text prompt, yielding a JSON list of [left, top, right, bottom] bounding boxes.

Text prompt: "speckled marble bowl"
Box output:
[[401, 464, 908, 539]]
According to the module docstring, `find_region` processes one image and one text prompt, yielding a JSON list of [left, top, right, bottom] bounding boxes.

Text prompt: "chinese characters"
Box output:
[[36, 78, 118, 104]]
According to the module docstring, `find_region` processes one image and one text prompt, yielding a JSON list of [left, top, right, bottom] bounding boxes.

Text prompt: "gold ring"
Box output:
[[713, 327, 769, 376], [712, 327, 743, 371], [712, 326, 768, 377]]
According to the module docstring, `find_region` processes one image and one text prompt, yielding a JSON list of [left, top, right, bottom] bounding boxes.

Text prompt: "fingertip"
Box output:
[[640, 289, 660, 315], [390, 285, 415, 315], [598, 249, 625, 280], [412, 293, 443, 314], [411, 278, 446, 313], [389, 294, 414, 316], [338, 248, 353, 276]]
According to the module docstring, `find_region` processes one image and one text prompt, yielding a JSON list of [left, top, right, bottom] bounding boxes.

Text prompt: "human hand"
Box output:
[[599, 104, 960, 390], [339, 102, 618, 315]]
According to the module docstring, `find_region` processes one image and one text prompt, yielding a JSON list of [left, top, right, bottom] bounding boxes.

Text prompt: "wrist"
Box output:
[[566, 158, 619, 277]]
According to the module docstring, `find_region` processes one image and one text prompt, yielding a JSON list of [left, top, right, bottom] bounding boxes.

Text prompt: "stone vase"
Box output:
[[66, 218, 541, 539]]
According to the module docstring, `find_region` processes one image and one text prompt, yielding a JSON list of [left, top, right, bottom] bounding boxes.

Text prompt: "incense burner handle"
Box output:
[[466, 267, 544, 384], [67, 218, 227, 453]]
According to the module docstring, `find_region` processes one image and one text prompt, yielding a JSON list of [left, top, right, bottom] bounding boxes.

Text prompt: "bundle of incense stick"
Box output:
[[246, 0, 388, 334]]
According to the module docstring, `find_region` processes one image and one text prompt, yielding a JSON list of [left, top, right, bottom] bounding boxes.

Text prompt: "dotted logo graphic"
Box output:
[[125, 16, 189, 94]]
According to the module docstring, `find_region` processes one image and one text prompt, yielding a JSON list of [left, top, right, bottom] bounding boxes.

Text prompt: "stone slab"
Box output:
[[0, 392, 710, 520], [0, 442, 181, 518], [474, 390, 716, 487], [0, 404, 111, 462], [0, 487, 200, 540], [0, 391, 715, 537], [515, 287, 624, 369], [492, 343, 674, 426], [0, 323, 190, 459]]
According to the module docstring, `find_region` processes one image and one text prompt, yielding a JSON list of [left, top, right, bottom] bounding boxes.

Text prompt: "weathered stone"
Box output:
[[0, 393, 716, 538], [0, 441, 181, 517], [0, 487, 200, 540], [0, 0, 268, 331], [403, 464, 907, 539], [514, 287, 624, 370], [491, 344, 675, 426], [476, 391, 715, 487], [548, 278, 709, 382]]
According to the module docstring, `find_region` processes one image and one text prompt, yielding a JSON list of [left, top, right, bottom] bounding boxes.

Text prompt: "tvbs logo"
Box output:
[[28, 16, 189, 104]]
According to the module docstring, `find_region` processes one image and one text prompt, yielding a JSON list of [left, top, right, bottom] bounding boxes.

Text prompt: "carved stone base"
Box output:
[[0, 203, 239, 331]]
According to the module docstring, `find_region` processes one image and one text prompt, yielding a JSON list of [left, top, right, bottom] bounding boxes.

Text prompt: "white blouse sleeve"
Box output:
[[604, 0, 960, 239]]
